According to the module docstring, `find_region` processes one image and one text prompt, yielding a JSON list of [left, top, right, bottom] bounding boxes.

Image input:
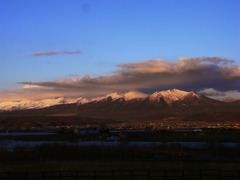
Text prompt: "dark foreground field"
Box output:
[[1, 161, 240, 172], [1, 161, 240, 180], [0, 130, 239, 175]]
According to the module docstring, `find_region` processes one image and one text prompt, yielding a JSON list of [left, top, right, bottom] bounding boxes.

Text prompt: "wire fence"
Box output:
[[0, 169, 240, 180]]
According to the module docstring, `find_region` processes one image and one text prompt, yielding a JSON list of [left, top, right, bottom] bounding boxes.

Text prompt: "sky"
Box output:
[[0, 0, 240, 101]]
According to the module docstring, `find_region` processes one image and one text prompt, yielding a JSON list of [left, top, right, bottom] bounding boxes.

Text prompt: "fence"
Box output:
[[0, 169, 240, 180]]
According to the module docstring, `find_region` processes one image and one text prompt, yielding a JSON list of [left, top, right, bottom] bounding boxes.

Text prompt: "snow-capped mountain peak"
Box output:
[[148, 89, 199, 105], [91, 91, 147, 102]]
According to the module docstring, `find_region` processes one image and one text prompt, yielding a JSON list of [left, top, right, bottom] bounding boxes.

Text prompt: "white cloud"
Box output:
[[198, 88, 240, 101], [198, 88, 225, 96]]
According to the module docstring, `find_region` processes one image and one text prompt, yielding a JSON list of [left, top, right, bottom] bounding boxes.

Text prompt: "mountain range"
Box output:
[[0, 89, 225, 111], [1, 89, 240, 129]]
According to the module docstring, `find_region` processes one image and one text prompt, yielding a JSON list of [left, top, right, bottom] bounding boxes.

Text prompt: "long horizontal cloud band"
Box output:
[[18, 57, 240, 90], [32, 51, 82, 56], [1, 57, 240, 101]]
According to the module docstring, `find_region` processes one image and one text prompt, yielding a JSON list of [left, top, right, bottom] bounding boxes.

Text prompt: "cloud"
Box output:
[[117, 57, 234, 74], [67, 74, 81, 78], [0, 87, 80, 102], [32, 50, 82, 56], [198, 88, 226, 96], [198, 88, 240, 101], [1, 57, 240, 101]]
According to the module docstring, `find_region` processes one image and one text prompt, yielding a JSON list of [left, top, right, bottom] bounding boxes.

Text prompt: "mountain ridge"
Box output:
[[1, 89, 240, 130], [0, 97, 88, 111], [0, 89, 225, 112]]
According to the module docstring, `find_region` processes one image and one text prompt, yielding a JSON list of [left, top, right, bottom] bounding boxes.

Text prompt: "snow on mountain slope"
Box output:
[[76, 97, 89, 104], [91, 91, 148, 102], [147, 89, 200, 105], [124, 91, 148, 100], [0, 89, 223, 111], [0, 97, 89, 111]]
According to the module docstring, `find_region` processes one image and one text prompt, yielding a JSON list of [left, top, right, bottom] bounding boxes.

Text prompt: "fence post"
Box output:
[[218, 169, 221, 180], [182, 170, 185, 180], [112, 170, 115, 180], [59, 171, 62, 180], [25, 172, 28, 180], [42, 171, 45, 180], [164, 169, 167, 180], [76, 170, 79, 180], [94, 170, 96, 180], [130, 170, 133, 180], [147, 170, 150, 180], [200, 169, 202, 179]]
